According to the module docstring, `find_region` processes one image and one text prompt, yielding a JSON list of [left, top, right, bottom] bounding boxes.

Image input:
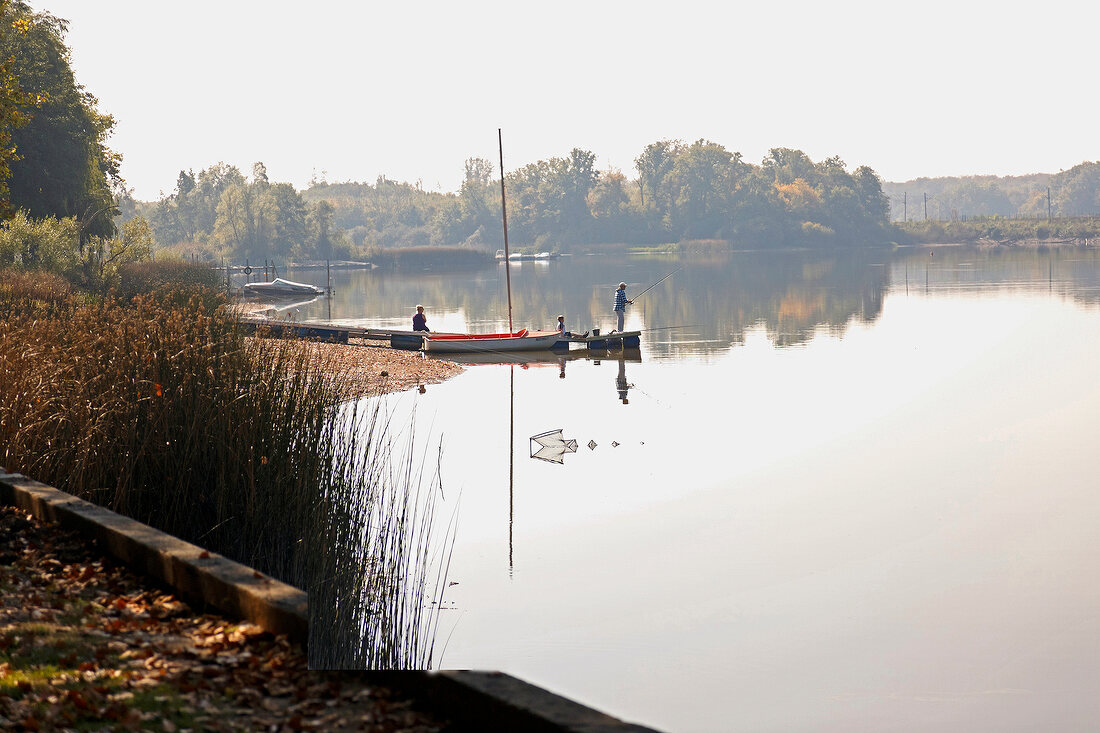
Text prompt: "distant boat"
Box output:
[[241, 277, 325, 298], [495, 250, 555, 261], [422, 328, 563, 353]]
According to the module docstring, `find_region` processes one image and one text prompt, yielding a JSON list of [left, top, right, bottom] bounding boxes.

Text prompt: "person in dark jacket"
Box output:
[[412, 304, 430, 332]]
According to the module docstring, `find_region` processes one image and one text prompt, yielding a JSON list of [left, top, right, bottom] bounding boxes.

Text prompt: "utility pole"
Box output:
[[924, 193, 928, 221], [1047, 187, 1052, 223], [903, 192, 907, 223]]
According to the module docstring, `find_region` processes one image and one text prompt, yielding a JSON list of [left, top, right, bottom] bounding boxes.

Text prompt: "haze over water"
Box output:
[[287, 247, 1100, 732]]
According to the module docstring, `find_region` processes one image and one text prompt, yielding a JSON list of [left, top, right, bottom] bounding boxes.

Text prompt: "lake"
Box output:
[[282, 246, 1100, 732]]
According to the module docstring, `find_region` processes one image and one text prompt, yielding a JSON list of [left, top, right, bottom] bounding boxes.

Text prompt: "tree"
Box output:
[[761, 148, 816, 186], [587, 170, 636, 242], [1, 3, 121, 239], [0, 0, 41, 216], [0, 209, 79, 271], [666, 139, 745, 238], [634, 140, 677, 216], [1051, 161, 1100, 216], [213, 181, 275, 260], [309, 199, 335, 260], [267, 182, 308, 258]]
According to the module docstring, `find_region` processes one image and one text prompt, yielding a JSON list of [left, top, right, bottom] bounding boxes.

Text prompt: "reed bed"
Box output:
[[0, 270, 449, 668], [307, 402, 454, 669]]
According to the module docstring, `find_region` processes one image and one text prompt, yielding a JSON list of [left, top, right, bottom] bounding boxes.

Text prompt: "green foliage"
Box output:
[[894, 215, 1100, 244], [150, 162, 363, 262], [0, 209, 80, 273], [1050, 162, 1100, 217], [0, 1, 41, 216], [880, 167, 1100, 224], [149, 144, 900, 257], [0, 3, 120, 238]]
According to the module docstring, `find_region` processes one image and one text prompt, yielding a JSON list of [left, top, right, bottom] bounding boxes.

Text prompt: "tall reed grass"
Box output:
[[307, 402, 454, 669], [0, 268, 449, 668], [368, 245, 493, 271]]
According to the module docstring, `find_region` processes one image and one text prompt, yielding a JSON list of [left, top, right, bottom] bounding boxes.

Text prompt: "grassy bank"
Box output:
[[367, 245, 493, 270], [894, 216, 1100, 245], [0, 267, 448, 668]]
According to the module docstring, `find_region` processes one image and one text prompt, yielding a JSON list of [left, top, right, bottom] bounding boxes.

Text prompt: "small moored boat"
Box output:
[[422, 328, 563, 353], [241, 278, 325, 298]]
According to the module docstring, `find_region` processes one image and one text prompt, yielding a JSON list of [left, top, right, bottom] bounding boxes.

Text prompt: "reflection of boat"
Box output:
[[427, 347, 641, 366], [262, 296, 321, 313], [421, 328, 562, 353], [242, 278, 325, 297]]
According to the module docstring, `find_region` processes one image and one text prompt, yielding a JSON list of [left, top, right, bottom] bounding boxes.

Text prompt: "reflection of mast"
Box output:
[[508, 363, 514, 575]]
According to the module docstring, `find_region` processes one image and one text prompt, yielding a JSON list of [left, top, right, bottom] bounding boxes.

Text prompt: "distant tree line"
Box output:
[[139, 162, 355, 264], [293, 143, 892, 253], [884, 162, 1100, 222]]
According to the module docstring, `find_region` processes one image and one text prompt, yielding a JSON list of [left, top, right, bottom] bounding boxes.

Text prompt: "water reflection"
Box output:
[[287, 247, 1100, 359], [315, 246, 1100, 731], [616, 358, 631, 404]]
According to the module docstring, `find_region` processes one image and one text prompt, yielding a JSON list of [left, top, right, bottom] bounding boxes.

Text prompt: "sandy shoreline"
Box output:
[[294, 337, 465, 399]]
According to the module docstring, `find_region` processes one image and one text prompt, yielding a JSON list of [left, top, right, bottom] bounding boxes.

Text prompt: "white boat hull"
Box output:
[[422, 329, 563, 353], [241, 278, 324, 297]]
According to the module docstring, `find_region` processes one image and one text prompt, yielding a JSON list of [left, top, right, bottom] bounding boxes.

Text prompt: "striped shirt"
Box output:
[[614, 288, 628, 311]]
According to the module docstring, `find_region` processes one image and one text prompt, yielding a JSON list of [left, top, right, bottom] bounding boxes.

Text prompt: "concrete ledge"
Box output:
[[378, 671, 662, 733], [0, 469, 664, 732], [0, 470, 308, 643]]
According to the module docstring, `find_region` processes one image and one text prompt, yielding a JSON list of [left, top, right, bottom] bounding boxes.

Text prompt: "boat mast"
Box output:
[[498, 128, 514, 333]]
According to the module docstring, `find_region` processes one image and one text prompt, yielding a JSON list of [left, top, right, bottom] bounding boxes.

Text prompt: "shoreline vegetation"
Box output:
[[0, 264, 458, 669]]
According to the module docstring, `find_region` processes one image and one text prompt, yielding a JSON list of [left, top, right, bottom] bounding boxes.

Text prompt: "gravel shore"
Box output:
[[287, 338, 464, 400]]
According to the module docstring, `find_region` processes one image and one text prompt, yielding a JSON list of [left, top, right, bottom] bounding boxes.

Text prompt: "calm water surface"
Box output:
[[283, 248, 1100, 732]]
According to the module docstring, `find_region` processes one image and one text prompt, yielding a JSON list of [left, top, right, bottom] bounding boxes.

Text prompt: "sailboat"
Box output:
[[421, 328, 563, 353], [421, 129, 564, 354]]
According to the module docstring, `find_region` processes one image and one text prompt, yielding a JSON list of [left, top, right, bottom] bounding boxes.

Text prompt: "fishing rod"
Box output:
[[630, 267, 683, 302], [636, 324, 700, 333]]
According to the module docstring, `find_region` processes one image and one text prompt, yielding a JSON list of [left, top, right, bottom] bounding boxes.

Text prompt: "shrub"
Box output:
[[0, 212, 81, 275], [117, 259, 222, 301]]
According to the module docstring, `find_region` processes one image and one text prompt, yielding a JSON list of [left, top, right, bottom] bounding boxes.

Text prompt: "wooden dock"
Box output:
[[239, 318, 642, 351]]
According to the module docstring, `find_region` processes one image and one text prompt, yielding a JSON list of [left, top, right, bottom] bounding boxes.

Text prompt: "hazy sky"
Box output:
[[35, 0, 1098, 201]]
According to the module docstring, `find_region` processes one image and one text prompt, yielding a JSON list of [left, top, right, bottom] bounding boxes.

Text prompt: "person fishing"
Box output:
[[412, 304, 430, 332], [613, 282, 632, 333]]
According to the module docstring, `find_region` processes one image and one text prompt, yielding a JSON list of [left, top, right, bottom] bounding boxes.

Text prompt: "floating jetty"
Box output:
[[237, 318, 352, 343], [383, 328, 641, 352], [555, 329, 641, 350]]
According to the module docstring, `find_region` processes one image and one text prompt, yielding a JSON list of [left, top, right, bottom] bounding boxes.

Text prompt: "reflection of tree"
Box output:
[[314, 247, 1100, 354], [890, 246, 1100, 306]]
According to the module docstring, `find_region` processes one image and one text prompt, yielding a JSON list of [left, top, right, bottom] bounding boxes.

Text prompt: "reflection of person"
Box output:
[[613, 282, 632, 333], [412, 304, 430, 332], [616, 359, 630, 404]]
